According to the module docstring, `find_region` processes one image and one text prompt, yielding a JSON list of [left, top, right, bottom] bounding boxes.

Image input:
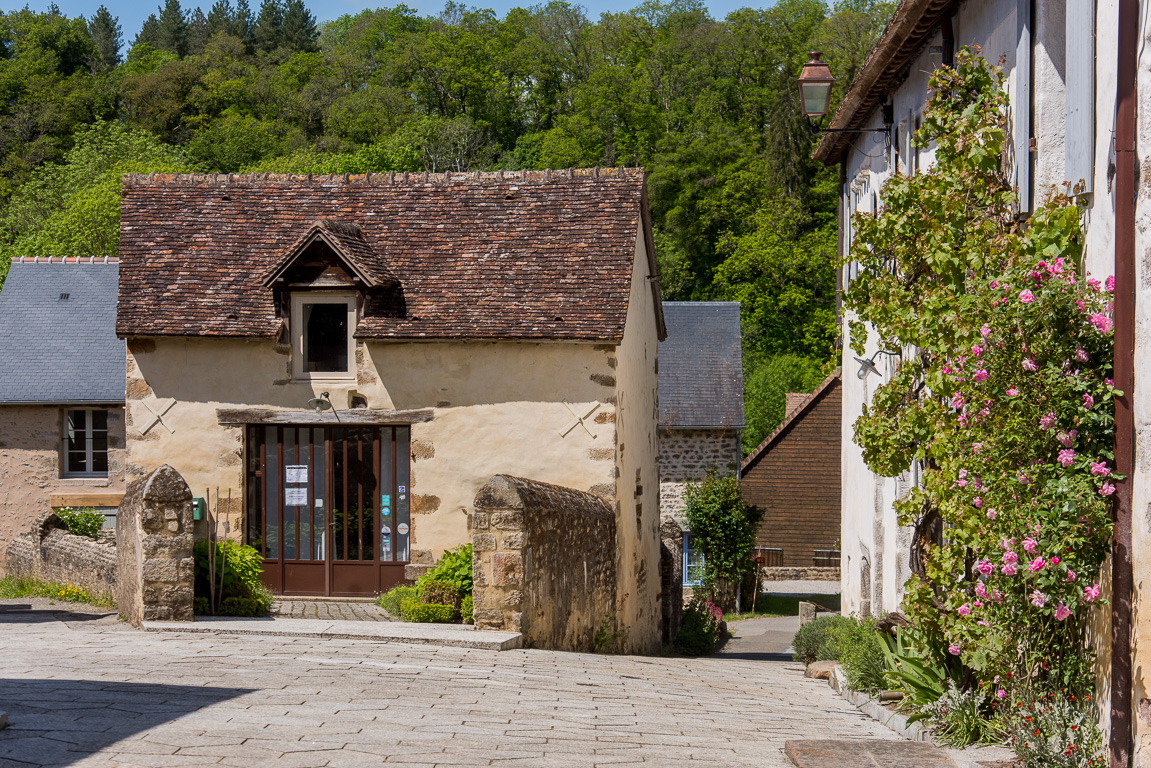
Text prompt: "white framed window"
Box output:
[[682, 533, 705, 587], [64, 409, 109, 478], [291, 292, 357, 380]]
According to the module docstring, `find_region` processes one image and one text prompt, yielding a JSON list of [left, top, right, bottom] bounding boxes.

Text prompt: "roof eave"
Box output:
[[740, 368, 842, 472]]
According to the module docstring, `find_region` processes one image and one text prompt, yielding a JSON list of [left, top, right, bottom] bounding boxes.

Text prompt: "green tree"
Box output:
[[252, 0, 282, 53], [280, 0, 318, 53], [134, 13, 160, 48], [741, 354, 827, 455], [155, 0, 189, 56], [682, 471, 764, 611], [87, 5, 121, 68]]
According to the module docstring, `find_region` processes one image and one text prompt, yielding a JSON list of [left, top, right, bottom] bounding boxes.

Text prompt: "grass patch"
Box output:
[[0, 576, 115, 608], [723, 592, 840, 622]]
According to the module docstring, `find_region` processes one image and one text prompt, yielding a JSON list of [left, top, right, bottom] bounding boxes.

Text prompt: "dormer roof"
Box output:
[[261, 218, 399, 289]]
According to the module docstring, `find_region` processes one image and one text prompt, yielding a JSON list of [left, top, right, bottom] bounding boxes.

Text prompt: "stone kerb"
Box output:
[[472, 474, 616, 652], [116, 465, 194, 625], [4, 511, 117, 601]]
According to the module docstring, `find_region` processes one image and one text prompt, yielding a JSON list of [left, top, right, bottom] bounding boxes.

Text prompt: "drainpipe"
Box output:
[[1112, 0, 1137, 765]]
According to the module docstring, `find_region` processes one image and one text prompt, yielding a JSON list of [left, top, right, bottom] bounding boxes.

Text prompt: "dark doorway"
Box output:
[[245, 425, 411, 596]]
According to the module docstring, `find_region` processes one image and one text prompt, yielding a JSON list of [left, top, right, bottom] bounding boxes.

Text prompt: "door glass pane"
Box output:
[[333, 432, 345, 561], [313, 428, 325, 560], [396, 427, 410, 562], [298, 432, 312, 559], [361, 430, 376, 562], [264, 426, 279, 559], [246, 427, 263, 554], [347, 429, 362, 560], [303, 302, 348, 372], [379, 428, 394, 562], [283, 428, 298, 560]]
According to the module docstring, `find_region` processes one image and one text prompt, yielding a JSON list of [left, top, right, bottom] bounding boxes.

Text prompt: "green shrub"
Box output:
[[927, 680, 1005, 748], [419, 578, 460, 609], [194, 596, 210, 615], [1008, 689, 1104, 767], [400, 598, 456, 623], [674, 597, 724, 656], [377, 585, 418, 618], [880, 626, 963, 720], [461, 594, 473, 624], [193, 540, 269, 616], [55, 507, 105, 539], [792, 615, 851, 664], [417, 544, 473, 596], [836, 617, 887, 692]]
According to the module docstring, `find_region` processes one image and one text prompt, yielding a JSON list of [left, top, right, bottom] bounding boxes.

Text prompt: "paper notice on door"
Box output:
[[285, 465, 308, 484], [285, 487, 308, 506]]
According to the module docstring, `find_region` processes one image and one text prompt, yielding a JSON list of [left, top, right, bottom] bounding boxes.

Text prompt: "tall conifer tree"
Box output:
[[87, 5, 122, 68], [251, 0, 282, 53], [280, 0, 317, 52], [155, 0, 188, 56]]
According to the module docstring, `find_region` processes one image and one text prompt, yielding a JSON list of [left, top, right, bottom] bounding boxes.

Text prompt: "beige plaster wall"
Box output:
[[125, 336, 619, 563], [0, 405, 126, 575], [611, 229, 663, 654]]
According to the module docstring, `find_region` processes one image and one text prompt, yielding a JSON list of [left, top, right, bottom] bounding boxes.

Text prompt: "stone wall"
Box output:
[[658, 428, 741, 517], [659, 514, 684, 642], [0, 405, 126, 575], [4, 513, 117, 601], [472, 475, 617, 652], [116, 465, 194, 625], [760, 566, 841, 582]]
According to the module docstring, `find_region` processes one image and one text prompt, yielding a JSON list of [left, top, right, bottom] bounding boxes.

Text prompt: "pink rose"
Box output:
[[1066, 570, 1077, 582], [1002, 563, 1018, 576], [973, 369, 989, 383], [1020, 289, 1035, 304], [1075, 348, 1089, 363], [1107, 275, 1116, 292], [972, 442, 983, 452], [1003, 550, 1019, 565], [1021, 538, 1037, 554], [972, 344, 983, 357], [973, 497, 982, 508], [1058, 430, 1078, 448], [1028, 557, 1045, 573], [1091, 461, 1110, 477], [958, 603, 971, 616], [1055, 602, 1072, 621], [1030, 590, 1047, 608], [986, 508, 997, 520], [1039, 413, 1056, 430], [980, 324, 991, 338], [1087, 278, 1101, 291], [948, 643, 961, 656], [1058, 448, 1077, 467], [975, 560, 993, 577], [1083, 393, 1094, 409], [975, 582, 988, 599], [1090, 313, 1113, 333], [1050, 556, 1060, 566], [1100, 481, 1116, 496], [1007, 387, 1019, 397], [1085, 584, 1102, 602], [997, 689, 1007, 699], [1023, 357, 1038, 371]]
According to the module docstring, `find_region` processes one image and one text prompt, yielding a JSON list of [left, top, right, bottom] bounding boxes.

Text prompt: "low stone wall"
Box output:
[[4, 512, 117, 602], [116, 465, 195, 625], [472, 475, 616, 652], [761, 566, 841, 582]]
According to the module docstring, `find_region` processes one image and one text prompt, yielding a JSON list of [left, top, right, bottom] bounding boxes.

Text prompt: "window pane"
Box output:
[[264, 426, 279, 559], [283, 428, 298, 560], [65, 410, 86, 474], [67, 451, 87, 473], [379, 428, 394, 562], [91, 410, 108, 432], [92, 430, 108, 473], [312, 428, 325, 560], [396, 427, 410, 562], [304, 303, 348, 372]]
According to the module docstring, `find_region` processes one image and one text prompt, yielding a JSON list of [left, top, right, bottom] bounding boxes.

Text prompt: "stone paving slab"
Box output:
[[785, 739, 957, 767], [142, 617, 523, 650], [274, 600, 397, 622]]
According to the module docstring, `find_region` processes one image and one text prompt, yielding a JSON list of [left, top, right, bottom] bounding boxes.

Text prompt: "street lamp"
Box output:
[[797, 52, 892, 141], [853, 349, 902, 380], [797, 51, 835, 118]]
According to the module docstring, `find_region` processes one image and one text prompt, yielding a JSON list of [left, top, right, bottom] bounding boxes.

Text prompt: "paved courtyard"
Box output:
[[0, 606, 899, 768]]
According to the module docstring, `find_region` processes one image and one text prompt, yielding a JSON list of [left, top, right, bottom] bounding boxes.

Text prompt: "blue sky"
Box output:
[[18, 0, 775, 53]]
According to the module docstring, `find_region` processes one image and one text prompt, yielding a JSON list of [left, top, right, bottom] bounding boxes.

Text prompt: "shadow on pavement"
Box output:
[[0, 678, 255, 768], [0, 609, 116, 625]]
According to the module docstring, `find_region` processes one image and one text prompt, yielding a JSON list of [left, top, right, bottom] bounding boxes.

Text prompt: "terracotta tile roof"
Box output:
[[117, 168, 665, 342], [262, 219, 399, 288]]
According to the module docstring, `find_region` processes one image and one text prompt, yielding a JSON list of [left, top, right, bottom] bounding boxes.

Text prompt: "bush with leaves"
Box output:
[[682, 471, 764, 610], [844, 47, 1112, 764], [54, 507, 105, 540], [192, 540, 271, 616], [416, 543, 473, 597], [377, 585, 418, 618], [400, 598, 455, 623], [673, 597, 724, 656], [1007, 688, 1104, 768]]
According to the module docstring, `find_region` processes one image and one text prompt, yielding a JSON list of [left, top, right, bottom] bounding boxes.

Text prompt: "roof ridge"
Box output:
[[15, 256, 120, 264], [740, 367, 842, 472], [121, 167, 646, 188]]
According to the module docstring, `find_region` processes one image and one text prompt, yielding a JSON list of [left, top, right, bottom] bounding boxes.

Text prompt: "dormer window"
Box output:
[[292, 293, 356, 379]]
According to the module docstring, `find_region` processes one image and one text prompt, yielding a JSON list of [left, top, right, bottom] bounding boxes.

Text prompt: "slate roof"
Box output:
[[0, 257, 125, 404], [117, 168, 666, 342], [658, 302, 744, 429]]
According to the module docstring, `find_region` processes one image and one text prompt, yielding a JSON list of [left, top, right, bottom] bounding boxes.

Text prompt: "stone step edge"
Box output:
[[828, 664, 933, 743], [140, 620, 523, 651]]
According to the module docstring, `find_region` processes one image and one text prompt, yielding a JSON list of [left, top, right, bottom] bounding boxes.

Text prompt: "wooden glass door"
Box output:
[[246, 425, 411, 596]]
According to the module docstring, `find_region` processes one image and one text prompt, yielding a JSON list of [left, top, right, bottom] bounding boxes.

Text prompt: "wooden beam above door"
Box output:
[[216, 408, 433, 425]]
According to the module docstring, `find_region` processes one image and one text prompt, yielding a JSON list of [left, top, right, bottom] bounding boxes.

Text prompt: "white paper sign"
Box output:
[[397, 523, 409, 535], [285, 487, 308, 506], [285, 465, 308, 484]]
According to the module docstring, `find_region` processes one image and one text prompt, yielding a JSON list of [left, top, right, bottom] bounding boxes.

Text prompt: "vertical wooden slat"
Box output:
[[1065, 0, 1094, 192], [342, 427, 349, 562], [305, 427, 314, 560], [356, 428, 364, 561], [258, 430, 266, 558]]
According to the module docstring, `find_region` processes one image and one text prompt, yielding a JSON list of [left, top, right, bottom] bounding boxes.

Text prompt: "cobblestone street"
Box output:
[[0, 606, 898, 767], [274, 599, 397, 622]]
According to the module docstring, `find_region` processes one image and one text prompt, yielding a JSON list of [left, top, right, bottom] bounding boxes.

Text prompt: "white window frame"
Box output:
[[63, 408, 110, 478], [291, 292, 357, 381], [682, 532, 705, 587]]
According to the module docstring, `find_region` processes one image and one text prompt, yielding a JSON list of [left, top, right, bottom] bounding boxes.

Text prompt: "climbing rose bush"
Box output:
[[843, 48, 1112, 762]]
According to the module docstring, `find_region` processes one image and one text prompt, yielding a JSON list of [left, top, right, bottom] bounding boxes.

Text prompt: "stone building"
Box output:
[[741, 370, 841, 571], [0, 257, 126, 574], [656, 301, 743, 593], [115, 168, 666, 651]]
